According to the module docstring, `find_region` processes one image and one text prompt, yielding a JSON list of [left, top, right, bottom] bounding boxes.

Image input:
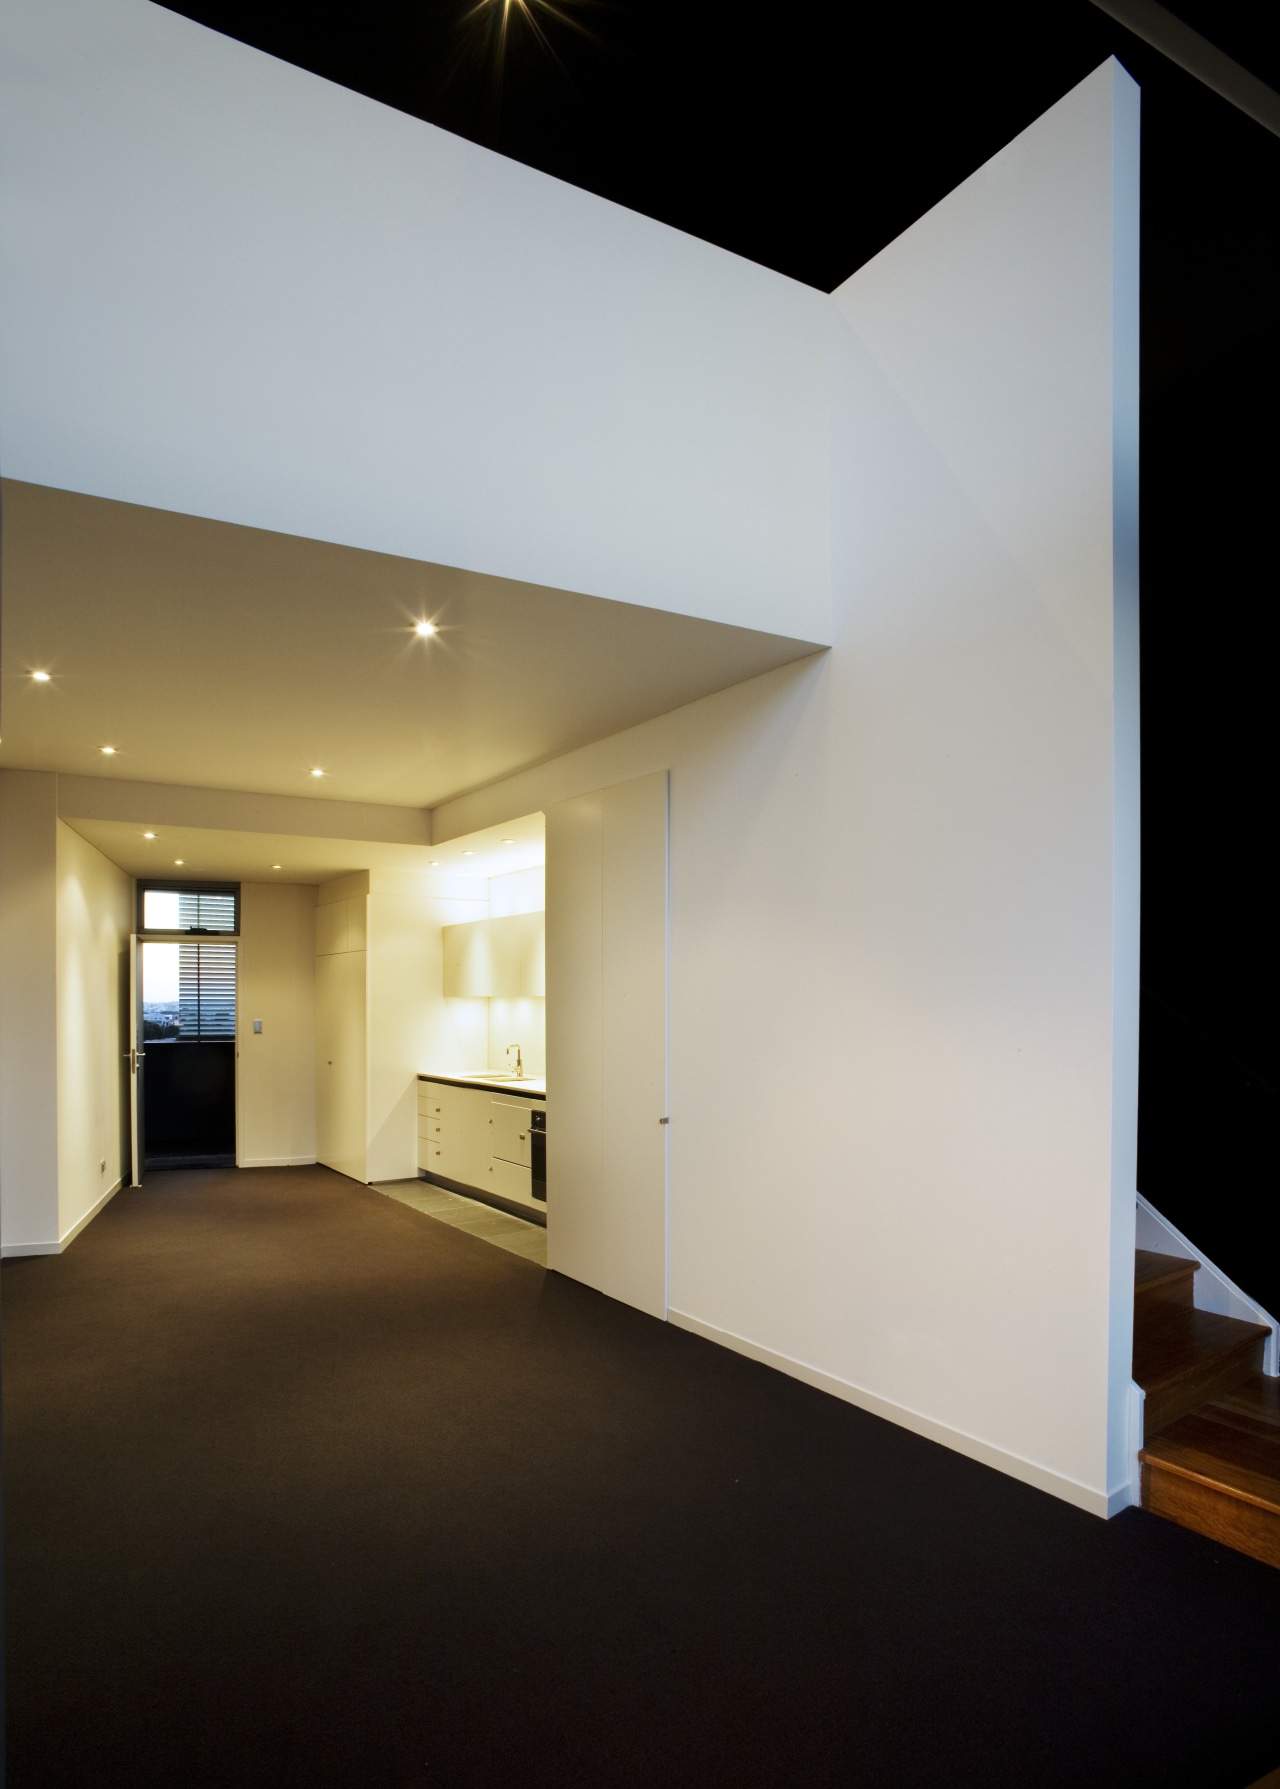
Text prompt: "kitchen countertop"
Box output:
[[418, 1072, 546, 1099]]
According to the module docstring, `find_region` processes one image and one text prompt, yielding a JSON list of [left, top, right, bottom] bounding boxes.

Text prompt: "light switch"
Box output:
[[253, 1018, 263, 1034]]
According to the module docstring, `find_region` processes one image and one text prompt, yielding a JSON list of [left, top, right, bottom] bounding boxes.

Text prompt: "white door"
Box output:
[[316, 948, 367, 1182], [546, 770, 668, 1319], [128, 933, 144, 1186]]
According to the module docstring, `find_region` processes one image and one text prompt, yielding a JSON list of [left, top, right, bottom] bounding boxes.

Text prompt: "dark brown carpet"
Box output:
[[3, 1166, 1279, 1788]]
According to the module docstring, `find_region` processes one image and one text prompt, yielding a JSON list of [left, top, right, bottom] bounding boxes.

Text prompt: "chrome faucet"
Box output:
[[506, 1043, 524, 1078]]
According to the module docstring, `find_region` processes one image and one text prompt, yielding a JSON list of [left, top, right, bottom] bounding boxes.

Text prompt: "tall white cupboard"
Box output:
[[314, 874, 369, 1182], [314, 870, 491, 1185]]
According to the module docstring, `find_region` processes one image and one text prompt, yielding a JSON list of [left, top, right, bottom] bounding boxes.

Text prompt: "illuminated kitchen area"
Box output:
[[328, 815, 549, 1266]]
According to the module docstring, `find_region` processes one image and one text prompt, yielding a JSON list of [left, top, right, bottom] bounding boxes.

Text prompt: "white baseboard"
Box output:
[[62, 1175, 124, 1247], [2, 1174, 123, 1258], [237, 1155, 317, 1168], [667, 1308, 1111, 1520]]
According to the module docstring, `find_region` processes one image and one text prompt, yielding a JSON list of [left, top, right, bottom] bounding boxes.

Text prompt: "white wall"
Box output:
[[237, 880, 317, 1166], [0, 771, 60, 1252], [55, 822, 132, 1242], [0, 0, 831, 643], [433, 64, 1141, 1517], [1, 792, 131, 1255]]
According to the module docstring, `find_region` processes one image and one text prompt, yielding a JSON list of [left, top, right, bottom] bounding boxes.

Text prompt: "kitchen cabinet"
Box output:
[[417, 1077, 542, 1214], [420, 1083, 490, 1188], [316, 894, 366, 955], [442, 911, 544, 997], [490, 1100, 532, 1167]]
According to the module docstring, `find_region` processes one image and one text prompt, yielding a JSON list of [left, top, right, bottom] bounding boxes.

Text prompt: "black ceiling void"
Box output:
[[157, 0, 1278, 1312]]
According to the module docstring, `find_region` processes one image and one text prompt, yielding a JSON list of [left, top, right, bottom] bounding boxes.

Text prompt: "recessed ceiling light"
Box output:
[[100, 745, 118, 755], [429, 860, 440, 866], [174, 859, 185, 866], [30, 669, 51, 683], [462, 850, 475, 857], [501, 838, 515, 844], [143, 832, 156, 840], [271, 864, 282, 870], [309, 768, 325, 778], [414, 620, 437, 638]]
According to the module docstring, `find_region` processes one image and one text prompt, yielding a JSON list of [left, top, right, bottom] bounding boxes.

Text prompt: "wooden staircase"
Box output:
[[1134, 1249, 1280, 1568]]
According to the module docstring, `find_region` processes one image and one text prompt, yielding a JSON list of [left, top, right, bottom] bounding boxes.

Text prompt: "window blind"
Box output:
[[178, 942, 236, 1039], [177, 890, 237, 932]]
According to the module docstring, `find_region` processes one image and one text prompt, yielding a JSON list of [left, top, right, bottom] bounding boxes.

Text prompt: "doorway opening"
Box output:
[[135, 883, 239, 1171]]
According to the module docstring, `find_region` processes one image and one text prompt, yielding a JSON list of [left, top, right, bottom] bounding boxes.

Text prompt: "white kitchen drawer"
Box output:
[[482, 1155, 534, 1205], [417, 1116, 445, 1141]]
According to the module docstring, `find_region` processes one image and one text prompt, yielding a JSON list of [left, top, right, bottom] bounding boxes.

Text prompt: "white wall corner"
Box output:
[[1105, 56, 1144, 1513], [57, 1174, 124, 1251], [1106, 1378, 1145, 1516]]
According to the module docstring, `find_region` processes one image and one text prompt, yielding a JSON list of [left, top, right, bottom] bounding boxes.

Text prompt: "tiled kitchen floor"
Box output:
[[372, 1178, 547, 1266]]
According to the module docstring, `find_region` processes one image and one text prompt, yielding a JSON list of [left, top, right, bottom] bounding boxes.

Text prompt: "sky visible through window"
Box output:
[[143, 940, 180, 1006], [143, 890, 181, 929]]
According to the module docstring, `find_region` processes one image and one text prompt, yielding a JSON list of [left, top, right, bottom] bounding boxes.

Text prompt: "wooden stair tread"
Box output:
[[1134, 1239, 1278, 1566], [1211, 1373, 1280, 1432], [1135, 1248, 1198, 1297], [1133, 1303, 1269, 1390], [1142, 1405, 1280, 1516], [1133, 1304, 1269, 1436]]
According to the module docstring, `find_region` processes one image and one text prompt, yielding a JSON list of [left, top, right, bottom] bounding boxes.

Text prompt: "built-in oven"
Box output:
[[530, 1107, 546, 1203]]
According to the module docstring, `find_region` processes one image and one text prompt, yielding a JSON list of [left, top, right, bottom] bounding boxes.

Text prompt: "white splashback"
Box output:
[[489, 999, 546, 1076]]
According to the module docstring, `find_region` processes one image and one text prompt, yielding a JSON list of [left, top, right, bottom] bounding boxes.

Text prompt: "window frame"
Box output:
[[136, 879, 241, 937]]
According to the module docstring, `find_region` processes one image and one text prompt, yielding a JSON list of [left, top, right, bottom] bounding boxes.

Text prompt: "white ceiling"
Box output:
[[65, 809, 546, 886], [0, 480, 822, 810]]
